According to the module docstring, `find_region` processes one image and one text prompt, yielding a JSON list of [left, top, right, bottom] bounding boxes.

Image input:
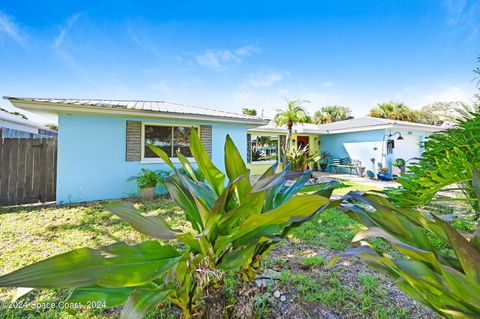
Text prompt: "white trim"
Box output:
[[141, 122, 199, 163], [249, 123, 441, 135], [8, 100, 269, 125], [251, 160, 276, 165]]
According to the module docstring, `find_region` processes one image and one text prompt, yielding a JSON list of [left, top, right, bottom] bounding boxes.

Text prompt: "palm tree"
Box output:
[[313, 105, 353, 124], [274, 99, 310, 159], [369, 101, 414, 121]]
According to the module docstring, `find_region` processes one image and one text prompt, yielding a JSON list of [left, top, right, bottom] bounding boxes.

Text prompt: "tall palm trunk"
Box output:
[[284, 119, 293, 165]]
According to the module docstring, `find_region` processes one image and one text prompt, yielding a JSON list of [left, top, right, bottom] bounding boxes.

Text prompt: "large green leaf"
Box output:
[[230, 194, 329, 242], [164, 175, 203, 231], [66, 285, 136, 308], [176, 151, 198, 182], [102, 201, 176, 239], [147, 144, 177, 171], [0, 241, 180, 288], [433, 215, 480, 282], [120, 288, 172, 319], [189, 128, 225, 196], [224, 134, 251, 203]]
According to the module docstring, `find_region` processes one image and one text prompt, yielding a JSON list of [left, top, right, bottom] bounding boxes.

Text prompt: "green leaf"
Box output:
[[147, 144, 176, 171], [258, 162, 278, 180], [224, 134, 251, 203], [176, 151, 198, 182], [472, 167, 480, 207], [121, 288, 172, 319], [102, 201, 176, 240], [164, 175, 203, 231], [0, 241, 180, 288], [67, 285, 136, 308], [230, 194, 329, 241], [189, 128, 225, 196], [433, 215, 480, 282]]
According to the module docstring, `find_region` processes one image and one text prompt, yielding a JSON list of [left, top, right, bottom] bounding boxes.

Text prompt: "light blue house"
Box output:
[[248, 117, 442, 176], [5, 97, 267, 204]]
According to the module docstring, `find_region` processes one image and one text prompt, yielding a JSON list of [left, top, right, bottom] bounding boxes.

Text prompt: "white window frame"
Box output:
[[141, 122, 200, 164], [250, 134, 280, 165]]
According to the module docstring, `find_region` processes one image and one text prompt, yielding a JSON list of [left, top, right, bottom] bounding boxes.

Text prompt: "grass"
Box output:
[[0, 198, 187, 319], [0, 181, 424, 318]]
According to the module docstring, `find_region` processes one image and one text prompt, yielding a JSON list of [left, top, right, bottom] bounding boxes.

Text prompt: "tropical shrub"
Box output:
[[128, 168, 169, 189], [286, 145, 320, 172], [337, 191, 480, 319], [387, 114, 480, 215], [0, 129, 337, 319]]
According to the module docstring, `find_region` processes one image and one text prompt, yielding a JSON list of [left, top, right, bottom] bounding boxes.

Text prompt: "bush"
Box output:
[[387, 114, 480, 215], [338, 191, 480, 318]]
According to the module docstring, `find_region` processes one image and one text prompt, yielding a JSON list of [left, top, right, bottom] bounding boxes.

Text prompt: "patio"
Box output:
[[312, 171, 400, 189]]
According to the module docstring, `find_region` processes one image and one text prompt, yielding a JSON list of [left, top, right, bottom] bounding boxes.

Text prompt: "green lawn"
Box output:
[[0, 182, 429, 319]]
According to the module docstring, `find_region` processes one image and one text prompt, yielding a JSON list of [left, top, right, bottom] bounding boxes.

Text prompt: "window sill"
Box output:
[[141, 157, 196, 164], [250, 160, 277, 165]]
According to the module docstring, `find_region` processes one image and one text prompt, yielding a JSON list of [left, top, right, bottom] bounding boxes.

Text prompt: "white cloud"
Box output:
[[247, 71, 285, 88], [413, 84, 474, 107], [195, 45, 261, 71], [53, 13, 82, 49], [0, 11, 25, 44]]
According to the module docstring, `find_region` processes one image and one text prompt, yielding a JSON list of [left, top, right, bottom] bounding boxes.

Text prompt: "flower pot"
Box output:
[[320, 163, 328, 172], [140, 187, 155, 200]]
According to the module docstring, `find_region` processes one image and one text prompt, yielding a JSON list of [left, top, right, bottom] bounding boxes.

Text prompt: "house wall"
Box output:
[[56, 113, 248, 204], [320, 129, 430, 174]]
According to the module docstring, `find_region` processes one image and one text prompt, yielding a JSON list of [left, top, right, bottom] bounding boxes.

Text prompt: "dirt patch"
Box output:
[[255, 242, 437, 319]]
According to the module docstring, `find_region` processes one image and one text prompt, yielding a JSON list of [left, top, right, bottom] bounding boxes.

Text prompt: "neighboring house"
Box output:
[[0, 110, 57, 138], [248, 117, 442, 175], [5, 97, 267, 204]]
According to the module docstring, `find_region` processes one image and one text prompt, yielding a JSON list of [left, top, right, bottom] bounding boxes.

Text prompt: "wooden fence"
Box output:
[[0, 138, 57, 206]]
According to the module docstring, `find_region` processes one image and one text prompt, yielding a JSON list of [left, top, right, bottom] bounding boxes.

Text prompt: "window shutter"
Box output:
[[200, 125, 212, 158], [126, 121, 141, 161], [246, 134, 251, 163]]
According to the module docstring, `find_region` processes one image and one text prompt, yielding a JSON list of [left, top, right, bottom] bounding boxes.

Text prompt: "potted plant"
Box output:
[[377, 167, 392, 181], [393, 158, 406, 174], [128, 168, 160, 200], [319, 151, 330, 171]]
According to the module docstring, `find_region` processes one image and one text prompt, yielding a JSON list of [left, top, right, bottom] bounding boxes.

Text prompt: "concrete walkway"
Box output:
[[312, 171, 400, 189]]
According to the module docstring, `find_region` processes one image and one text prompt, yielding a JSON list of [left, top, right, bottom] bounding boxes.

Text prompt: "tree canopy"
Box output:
[[313, 105, 353, 124], [274, 99, 310, 127], [242, 108, 257, 116]]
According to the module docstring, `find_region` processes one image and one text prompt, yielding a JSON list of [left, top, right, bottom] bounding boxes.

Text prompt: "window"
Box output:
[[143, 124, 198, 159], [250, 135, 279, 163]]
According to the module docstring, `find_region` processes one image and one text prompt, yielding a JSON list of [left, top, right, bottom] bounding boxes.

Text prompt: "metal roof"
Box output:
[[4, 97, 268, 125], [315, 116, 441, 133]]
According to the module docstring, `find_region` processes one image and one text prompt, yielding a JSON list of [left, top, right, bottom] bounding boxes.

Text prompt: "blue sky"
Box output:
[[0, 1, 479, 124]]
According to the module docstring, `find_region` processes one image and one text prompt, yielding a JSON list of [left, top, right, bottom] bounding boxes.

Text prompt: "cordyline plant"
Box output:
[[335, 188, 480, 319], [0, 129, 337, 319]]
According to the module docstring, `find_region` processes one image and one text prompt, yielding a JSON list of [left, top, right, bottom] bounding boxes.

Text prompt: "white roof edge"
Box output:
[[6, 98, 269, 125], [248, 121, 442, 135], [0, 110, 54, 131]]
